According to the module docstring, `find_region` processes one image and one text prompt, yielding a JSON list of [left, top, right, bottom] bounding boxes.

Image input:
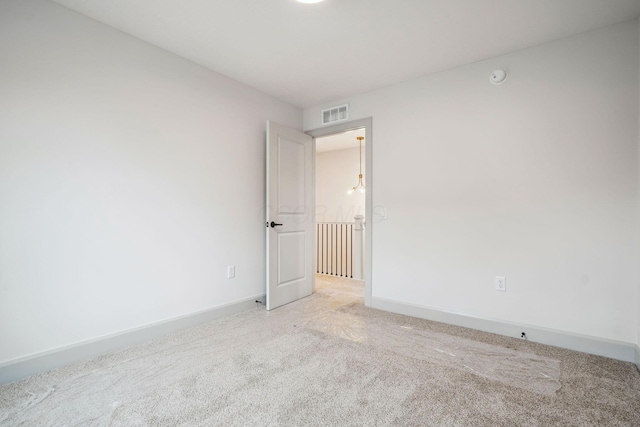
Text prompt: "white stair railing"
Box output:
[[352, 215, 364, 280], [316, 215, 364, 279]]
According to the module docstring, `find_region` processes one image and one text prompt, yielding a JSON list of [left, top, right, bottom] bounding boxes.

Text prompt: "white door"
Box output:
[[266, 121, 314, 310]]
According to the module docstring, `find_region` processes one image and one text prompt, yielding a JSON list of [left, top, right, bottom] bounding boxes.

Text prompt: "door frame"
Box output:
[[307, 117, 373, 307]]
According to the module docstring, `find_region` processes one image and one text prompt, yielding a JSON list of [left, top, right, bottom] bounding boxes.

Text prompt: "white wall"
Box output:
[[0, 0, 301, 363], [637, 18, 640, 352], [305, 20, 639, 343], [316, 147, 365, 223]]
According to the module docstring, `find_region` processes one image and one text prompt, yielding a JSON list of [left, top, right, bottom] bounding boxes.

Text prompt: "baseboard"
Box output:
[[635, 344, 640, 371], [371, 296, 636, 363], [0, 294, 265, 385]]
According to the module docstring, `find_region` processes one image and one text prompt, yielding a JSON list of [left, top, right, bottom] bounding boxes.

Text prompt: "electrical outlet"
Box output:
[[227, 265, 235, 279], [495, 276, 506, 291]]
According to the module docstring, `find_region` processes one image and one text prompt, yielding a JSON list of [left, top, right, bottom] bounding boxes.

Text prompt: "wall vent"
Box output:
[[321, 104, 348, 125]]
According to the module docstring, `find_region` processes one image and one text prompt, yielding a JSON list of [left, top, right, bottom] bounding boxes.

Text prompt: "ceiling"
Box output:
[[52, 0, 640, 108], [316, 128, 365, 153]]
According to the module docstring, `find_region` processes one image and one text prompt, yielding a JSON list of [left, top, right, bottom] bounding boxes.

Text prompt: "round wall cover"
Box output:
[[490, 69, 508, 85]]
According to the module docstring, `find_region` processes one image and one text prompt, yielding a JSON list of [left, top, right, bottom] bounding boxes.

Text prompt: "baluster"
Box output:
[[339, 223, 342, 277], [349, 223, 353, 278], [320, 224, 323, 274]]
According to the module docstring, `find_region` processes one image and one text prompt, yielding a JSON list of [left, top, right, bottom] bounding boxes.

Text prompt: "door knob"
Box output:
[[270, 221, 283, 228]]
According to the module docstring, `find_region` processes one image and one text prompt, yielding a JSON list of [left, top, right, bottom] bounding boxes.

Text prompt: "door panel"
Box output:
[[278, 137, 306, 211], [277, 231, 306, 285], [266, 121, 314, 310]]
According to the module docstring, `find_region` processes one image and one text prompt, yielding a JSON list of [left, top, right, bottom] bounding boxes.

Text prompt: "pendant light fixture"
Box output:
[[348, 136, 365, 195]]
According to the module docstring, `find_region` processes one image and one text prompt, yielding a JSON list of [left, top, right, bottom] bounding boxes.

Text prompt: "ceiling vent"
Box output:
[[321, 104, 348, 125]]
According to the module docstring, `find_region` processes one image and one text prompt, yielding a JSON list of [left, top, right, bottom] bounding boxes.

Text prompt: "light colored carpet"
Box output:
[[1, 275, 639, 426]]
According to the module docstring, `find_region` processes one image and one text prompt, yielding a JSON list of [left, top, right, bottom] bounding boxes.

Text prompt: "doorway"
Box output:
[[307, 118, 372, 307]]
